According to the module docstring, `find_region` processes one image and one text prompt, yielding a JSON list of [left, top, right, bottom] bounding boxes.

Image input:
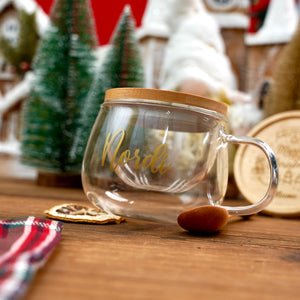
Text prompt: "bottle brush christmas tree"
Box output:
[[0, 9, 39, 76], [20, 0, 97, 184], [264, 22, 300, 118], [70, 5, 144, 166]]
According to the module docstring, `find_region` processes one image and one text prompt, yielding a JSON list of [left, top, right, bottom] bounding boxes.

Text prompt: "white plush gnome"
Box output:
[[159, 0, 237, 99]]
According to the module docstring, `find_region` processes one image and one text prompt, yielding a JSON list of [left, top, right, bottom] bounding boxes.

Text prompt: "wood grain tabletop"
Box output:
[[0, 156, 299, 300]]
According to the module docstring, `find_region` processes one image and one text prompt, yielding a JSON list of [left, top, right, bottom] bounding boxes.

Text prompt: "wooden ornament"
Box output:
[[234, 111, 300, 217]]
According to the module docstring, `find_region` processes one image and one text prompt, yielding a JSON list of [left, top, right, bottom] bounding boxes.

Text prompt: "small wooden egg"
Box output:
[[177, 206, 229, 233]]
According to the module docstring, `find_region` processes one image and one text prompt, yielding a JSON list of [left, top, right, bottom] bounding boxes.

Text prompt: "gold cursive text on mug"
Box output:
[[101, 129, 172, 174]]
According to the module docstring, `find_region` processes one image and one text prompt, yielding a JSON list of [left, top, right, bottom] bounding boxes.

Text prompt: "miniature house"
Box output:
[[202, 0, 299, 103], [0, 2, 20, 96], [0, 0, 48, 155], [245, 0, 298, 97]]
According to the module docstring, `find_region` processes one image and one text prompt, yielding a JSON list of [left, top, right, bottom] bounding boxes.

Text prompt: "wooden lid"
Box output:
[[104, 88, 227, 116], [234, 111, 300, 217]]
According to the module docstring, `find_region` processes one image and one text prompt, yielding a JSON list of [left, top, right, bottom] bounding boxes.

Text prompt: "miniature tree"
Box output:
[[0, 9, 39, 76], [264, 22, 300, 117], [21, 0, 97, 177], [70, 5, 144, 166]]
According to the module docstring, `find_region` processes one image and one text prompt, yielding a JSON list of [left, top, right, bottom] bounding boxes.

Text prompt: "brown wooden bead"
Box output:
[[177, 206, 229, 233]]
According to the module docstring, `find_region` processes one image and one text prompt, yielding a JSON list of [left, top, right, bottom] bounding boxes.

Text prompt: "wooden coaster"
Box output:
[[234, 111, 300, 217]]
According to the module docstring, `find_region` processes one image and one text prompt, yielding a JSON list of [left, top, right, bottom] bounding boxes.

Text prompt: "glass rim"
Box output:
[[104, 88, 228, 116]]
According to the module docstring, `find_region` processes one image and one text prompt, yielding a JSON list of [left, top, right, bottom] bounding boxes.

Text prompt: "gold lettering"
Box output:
[[150, 144, 172, 174], [118, 150, 131, 166], [101, 130, 173, 175], [101, 133, 112, 166], [101, 129, 125, 172], [157, 155, 172, 175], [142, 155, 153, 169]]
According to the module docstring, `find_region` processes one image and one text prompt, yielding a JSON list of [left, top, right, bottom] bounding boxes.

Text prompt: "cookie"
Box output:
[[44, 203, 125, 224]]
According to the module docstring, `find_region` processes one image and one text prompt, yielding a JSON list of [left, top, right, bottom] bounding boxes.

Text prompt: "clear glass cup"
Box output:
[[82, 88, 278, 223]]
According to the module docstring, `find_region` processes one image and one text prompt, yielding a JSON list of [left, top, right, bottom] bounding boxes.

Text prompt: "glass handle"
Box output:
[[220, 134, 278, 216]]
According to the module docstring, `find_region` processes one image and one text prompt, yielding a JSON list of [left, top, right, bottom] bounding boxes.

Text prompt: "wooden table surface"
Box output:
[[0, 158, 299, 300]]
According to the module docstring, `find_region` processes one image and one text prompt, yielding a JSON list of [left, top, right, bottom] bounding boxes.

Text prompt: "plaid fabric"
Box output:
[[0, 217, 63, 300]]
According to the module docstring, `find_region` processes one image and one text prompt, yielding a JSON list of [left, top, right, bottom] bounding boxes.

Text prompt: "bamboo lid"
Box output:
[[105, 88, 227, 116], [234, 111, 300, 217]]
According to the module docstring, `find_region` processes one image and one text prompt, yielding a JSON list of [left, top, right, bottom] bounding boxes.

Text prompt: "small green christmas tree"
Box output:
[[21, 0, 97, 175], [264, 22, 300, 117], [70, 5, 144, 166], [0, 9, 39, 76]]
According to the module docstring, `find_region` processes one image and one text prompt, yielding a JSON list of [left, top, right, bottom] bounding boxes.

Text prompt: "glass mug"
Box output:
[[82, 88, 278, 223]]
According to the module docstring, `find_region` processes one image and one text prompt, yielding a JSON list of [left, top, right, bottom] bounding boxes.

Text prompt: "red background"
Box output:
[[35, 0, 148, 45]]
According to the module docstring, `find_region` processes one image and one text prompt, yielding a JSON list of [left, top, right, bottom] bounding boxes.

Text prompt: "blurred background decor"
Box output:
[[0, 0, 48, 157], [20, 0, 98, 186], [70, 5, 144, 169], [0, 0, 299, 191]]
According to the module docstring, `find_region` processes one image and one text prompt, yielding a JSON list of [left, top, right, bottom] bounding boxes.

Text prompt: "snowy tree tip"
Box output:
[[123, 4, 132, 16]]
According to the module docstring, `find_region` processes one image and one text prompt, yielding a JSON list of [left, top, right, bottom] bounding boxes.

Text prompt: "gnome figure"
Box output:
[[159, 0, 237, 100]]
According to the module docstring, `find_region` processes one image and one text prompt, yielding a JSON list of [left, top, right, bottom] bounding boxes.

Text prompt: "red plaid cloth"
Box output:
[[0, 217, 62, 300]]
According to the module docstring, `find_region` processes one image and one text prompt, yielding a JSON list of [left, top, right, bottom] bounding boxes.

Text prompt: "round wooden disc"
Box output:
[[234, 110, 300, 217]]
